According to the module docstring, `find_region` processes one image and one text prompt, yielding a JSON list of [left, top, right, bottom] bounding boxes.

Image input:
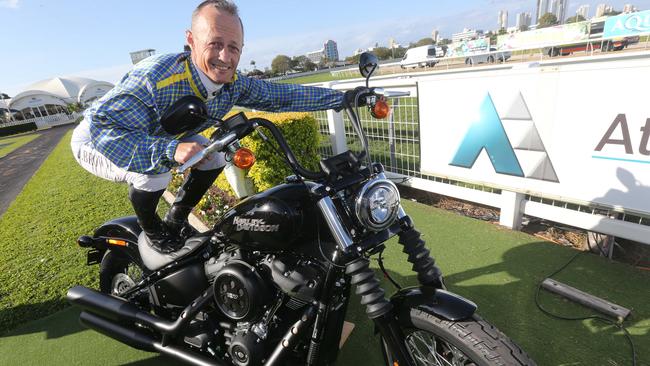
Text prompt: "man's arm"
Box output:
[[89, 93, 179, 174], [234, 75, 344, 112]]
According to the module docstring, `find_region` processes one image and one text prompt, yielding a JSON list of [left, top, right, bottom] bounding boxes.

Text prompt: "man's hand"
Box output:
[[174, 142, 204, 164]]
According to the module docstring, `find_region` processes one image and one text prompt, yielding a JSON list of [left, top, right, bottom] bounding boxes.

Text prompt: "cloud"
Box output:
[[0, 0, 19, 9]]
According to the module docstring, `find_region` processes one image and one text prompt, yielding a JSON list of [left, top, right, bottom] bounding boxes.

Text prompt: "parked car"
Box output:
[[400, 45, 446, 69], [464, 47, 511, 65]]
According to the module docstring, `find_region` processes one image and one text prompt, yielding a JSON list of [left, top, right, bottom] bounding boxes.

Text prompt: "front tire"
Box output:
[[382, 308, 536, 365]]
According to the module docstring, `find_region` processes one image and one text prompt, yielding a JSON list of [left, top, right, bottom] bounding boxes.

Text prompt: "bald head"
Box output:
[[191, 0, 243, 36], [186, 0, 244, 83]]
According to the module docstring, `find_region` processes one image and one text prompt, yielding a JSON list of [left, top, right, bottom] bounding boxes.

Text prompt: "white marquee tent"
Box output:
[[8, 77, 114, 114]]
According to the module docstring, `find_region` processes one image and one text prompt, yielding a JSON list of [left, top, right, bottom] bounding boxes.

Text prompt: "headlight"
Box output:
[[355, 179, 401, 231]]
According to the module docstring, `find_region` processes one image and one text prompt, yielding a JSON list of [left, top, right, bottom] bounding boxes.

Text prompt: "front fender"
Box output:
[[390, 286, 476, 323]]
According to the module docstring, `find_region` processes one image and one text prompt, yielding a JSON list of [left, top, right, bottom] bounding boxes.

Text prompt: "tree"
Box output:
[[250, 60, 256, 69], [538, 12, 558, 28], [271, 55, 292, 75], [498, 27, 507, 35], [520, 24, 529, 31], [415, 37, 434, 47], [566, 15, 586, 23], [438, 38, 452, 46], [373, 47, 393, 60], [345, 54, 362, 64], [603, 10, 622, 16], [291, 55, 317, 72]]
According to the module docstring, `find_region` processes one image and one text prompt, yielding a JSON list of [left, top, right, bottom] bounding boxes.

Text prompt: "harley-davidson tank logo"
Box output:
[[233, 216, 280, 232]]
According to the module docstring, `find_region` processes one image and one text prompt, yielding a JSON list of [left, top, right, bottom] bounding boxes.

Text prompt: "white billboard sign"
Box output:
[[418, 58, 650, 214]]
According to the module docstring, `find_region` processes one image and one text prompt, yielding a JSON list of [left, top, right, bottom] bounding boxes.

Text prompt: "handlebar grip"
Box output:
[[178, 150, 206, 173]]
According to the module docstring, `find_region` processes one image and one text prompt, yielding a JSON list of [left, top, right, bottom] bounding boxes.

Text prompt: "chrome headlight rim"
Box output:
[[355, 178, 401, 232]]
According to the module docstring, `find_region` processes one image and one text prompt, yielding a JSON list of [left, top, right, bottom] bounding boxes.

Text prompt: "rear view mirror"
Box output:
[[359, 52, 379, 78], [160, 95, 208, 135]]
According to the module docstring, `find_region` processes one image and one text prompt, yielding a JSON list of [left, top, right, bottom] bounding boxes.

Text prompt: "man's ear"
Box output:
[[185, 30, 194, 50]]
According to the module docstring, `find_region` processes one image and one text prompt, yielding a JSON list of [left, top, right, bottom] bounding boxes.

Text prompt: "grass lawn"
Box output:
[[1, 132, 649, 365], [0, 130, 133, 332], [0, 133, 41, 159]]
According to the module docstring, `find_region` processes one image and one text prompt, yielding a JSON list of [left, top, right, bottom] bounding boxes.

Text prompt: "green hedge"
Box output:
[[236, 111, 320, 192], [169, 111, 321, 224], [0, 122, 37, 137]]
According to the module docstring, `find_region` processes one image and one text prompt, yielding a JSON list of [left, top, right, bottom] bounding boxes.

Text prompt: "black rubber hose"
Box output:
[[397, 228, 445, 289], [346, 258, 393, 319]]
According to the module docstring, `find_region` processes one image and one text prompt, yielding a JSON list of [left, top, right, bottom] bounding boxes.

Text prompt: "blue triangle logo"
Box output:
[[450, 94, 524, 177]]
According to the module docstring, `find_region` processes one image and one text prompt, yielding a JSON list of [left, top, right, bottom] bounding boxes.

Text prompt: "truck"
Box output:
[[544, 19, 639, 57], [399, 45, 446, 69]]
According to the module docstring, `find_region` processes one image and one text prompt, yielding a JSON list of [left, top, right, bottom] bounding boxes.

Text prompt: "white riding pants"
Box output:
[[70, 118, 225, 192]]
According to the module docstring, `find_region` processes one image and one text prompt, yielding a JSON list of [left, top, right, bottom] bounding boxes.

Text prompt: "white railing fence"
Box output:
[[310, 52, 650, 246]]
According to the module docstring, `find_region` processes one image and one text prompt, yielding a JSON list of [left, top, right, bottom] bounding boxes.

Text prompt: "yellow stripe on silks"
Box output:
[[155, 60, 206, 101], [185, 60, 205, 101], [156, 73, 187, 90]]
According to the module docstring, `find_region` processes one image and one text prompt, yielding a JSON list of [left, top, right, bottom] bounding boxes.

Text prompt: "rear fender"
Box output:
[[390, 286, 476, 324], [80, 216, 143, 266]]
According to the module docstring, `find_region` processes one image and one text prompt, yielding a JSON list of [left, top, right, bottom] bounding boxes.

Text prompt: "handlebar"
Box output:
[[178, 131, 238, 173], [250, 118, 326, 180], [177, 88, 410, 178]]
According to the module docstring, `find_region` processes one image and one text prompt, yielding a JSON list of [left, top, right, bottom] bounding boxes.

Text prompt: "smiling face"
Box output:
[[186, 6, 243, 84]]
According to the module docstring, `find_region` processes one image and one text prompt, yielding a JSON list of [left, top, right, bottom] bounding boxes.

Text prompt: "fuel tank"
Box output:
[[214, 182, 314, 251]]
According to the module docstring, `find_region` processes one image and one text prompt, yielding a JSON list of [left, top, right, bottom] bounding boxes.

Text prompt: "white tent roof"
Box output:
[[9, 76, 114, 109]]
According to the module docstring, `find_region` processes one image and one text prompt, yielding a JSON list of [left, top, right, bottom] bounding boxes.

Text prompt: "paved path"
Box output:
[[0, 125, 74, 217]]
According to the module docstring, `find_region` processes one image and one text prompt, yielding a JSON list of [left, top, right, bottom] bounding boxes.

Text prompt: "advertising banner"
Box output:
[[446, 38, 490, 58], [497, 22, 589, 50], [603, 10, 650, 38], [418, 58, 650, 214]]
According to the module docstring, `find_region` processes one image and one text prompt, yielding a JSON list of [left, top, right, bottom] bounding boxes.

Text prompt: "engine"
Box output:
[[203, 249, 325, 365]]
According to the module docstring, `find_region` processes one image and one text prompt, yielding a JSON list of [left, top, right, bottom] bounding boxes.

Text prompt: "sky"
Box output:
[[1, 0, 649, 95]]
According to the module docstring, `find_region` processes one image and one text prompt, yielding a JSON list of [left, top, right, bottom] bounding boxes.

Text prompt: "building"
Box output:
[[576, 4, 590, 19], [306, 49, 324, 63], [498, 10, 508, 29], [323, 40, 339, 61], [516, 12, 532, 29], [431, 29, 439, 43], [623, 4, 637, 13], [7, 77, 113, 120], [549, 0, 569, 23], [536, 0, 549, 23], [452, 28, 483, 42], [129, 49, 156, 64], [595, 4, 614, 17]]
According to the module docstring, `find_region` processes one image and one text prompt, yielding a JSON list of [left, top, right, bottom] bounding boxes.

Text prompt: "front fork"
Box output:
[[345, 215, 446, 366]]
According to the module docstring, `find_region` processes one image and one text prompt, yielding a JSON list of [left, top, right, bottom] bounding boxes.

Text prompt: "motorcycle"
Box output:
[[67, 52, 536, 366]]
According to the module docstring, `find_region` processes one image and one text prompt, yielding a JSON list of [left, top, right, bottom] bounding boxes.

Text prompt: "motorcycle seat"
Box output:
[[138, 232, 209, 271]]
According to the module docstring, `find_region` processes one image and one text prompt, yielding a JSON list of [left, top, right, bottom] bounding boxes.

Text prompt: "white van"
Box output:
[[399, 45, 446, 69]]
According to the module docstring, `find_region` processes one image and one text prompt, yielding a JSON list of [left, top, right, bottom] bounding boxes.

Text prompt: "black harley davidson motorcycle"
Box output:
[[67, 53, 536, 366]]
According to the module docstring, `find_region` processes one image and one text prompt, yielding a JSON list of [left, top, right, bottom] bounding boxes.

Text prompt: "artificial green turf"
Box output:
[[0, 133, 40, 159], [1, 132, 649, 365], [0, 130, 133, 332]]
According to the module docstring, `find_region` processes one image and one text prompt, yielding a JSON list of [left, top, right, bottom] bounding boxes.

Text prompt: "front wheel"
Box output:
[[381, 309, 536, 365]]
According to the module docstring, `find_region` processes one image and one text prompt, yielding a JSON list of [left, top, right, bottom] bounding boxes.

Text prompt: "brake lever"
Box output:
[[178, 131, 238, 173]]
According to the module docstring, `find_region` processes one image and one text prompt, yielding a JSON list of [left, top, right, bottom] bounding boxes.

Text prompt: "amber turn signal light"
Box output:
[[233, 147, 256, 169], [371, 97, 390, 119]]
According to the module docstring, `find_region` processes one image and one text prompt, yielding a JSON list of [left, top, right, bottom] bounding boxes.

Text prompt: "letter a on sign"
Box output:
[[450, 94, 524, 177]]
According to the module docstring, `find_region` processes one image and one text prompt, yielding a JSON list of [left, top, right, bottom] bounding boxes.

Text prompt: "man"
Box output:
[[71, 0, 355, 253]]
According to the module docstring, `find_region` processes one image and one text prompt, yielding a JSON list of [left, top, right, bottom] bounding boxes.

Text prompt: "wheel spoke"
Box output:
[[405, 331, 472, 366]]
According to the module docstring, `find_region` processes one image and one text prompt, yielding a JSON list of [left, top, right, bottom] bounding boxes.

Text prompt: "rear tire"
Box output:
[[99, 250, 144, 296], [381, 308, 536, 365]]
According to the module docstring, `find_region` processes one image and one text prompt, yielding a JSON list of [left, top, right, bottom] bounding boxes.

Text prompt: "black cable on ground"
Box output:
[[534, 251, 637, 366]]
